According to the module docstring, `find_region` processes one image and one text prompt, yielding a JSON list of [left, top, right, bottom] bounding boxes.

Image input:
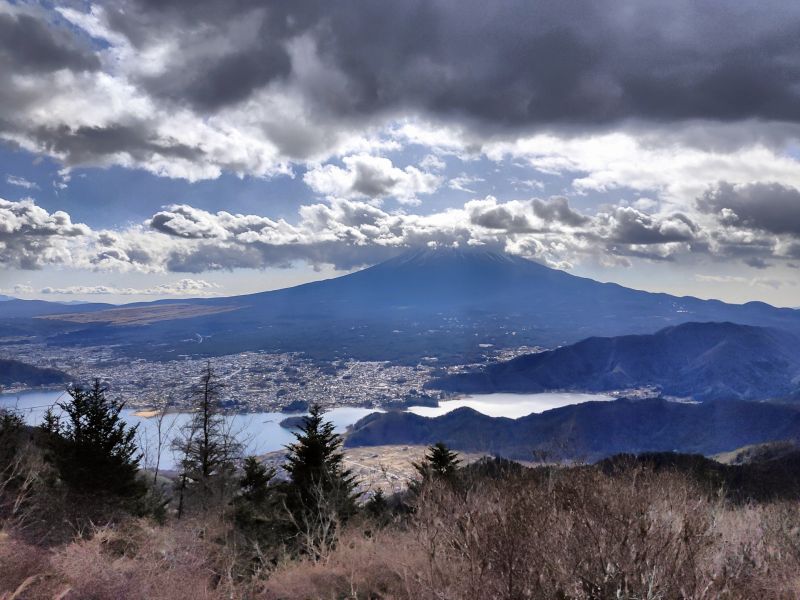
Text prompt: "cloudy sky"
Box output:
[[1, 0, 800, 306]]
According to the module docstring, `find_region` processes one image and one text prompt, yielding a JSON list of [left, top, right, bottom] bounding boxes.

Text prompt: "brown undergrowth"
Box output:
[[3, 466, 800, 599]]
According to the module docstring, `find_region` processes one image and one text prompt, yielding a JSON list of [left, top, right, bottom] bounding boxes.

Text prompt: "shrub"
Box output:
[[264, 464, 800, 599]]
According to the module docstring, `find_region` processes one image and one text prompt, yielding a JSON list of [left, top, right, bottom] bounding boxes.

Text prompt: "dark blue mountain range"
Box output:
[[345, 398, 800, 461], [431, 321, 800, 401]]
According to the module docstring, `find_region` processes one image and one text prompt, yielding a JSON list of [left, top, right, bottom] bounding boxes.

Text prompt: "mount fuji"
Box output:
[[4, 247, 799, 363]]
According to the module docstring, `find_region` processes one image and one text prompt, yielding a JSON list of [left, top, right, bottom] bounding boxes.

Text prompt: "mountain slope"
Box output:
[[345, 398, 800, 460], [0, 359, 69, 388], [7, 248, 800, 362], [432, 322, 800, 400]]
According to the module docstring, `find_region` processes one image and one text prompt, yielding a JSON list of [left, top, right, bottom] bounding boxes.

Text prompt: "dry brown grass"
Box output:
[[256, 529, 424, 599], [0, 518, 249, 600], [263, 468, 800, 599], [37, 303, 239, 325], [3, 466, 800, 599], [0, 532, 52, 599]]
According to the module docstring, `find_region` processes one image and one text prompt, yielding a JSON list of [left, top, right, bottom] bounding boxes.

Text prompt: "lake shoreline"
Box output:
[[2, 389, 619, 470]]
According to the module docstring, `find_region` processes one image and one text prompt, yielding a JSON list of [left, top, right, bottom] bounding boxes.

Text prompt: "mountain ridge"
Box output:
[[431, 321, 800, 401], [345, 397, 800, 461]]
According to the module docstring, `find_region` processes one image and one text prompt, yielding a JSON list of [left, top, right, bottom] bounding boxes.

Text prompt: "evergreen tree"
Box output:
[[233, 456, 285, 547], [45, 380, 143, 499], [41, 407, 60, 437], [0, 408, 24, 474], [239, 456, 275, 506], [172, 364, 241, 516], [365, 488, 391, 525], [411, 442, 461, 493], [284, 403, 358, 545]]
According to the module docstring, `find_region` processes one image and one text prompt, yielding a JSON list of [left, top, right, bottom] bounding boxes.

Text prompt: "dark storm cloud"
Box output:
[[103, 0, 309, 111], [698, 182, 800, 235], [0, 12, 99, 73], [142, 40, 292, 112], [470, 206, 536, 233], [602, 208, 699, 245], [0, 10, 101, 143], [4, 1, 800, 185], [29, 123, 204, 166], [468, 197, 588, 233], [104, 0, 800, 125], [532, 197, 589, 226]]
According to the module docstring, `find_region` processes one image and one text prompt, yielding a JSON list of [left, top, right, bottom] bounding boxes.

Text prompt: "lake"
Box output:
[[0, 389, 379, 471], [0, 389, 612, 470]]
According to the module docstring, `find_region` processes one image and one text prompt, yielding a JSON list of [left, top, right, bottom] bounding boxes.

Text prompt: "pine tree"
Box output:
[[41, 407, 60, 437], [411, 442, 461, 493], [172, 364, 241, 516], [0, 408, 25, 476], [284, 403, 358, 539], [0, 408, 23, 454], [365, 488, 390, 523], [45, 379, 143, 499], [233, 456, 284, 546], [239, 456, 275, 505]]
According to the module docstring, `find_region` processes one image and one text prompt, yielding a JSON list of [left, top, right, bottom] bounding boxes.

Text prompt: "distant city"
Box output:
[[0, 341, 541, 411]]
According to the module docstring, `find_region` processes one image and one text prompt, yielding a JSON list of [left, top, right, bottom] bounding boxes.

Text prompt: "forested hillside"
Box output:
[[0, 359, 69, 388], [432, 321, 800, 400]]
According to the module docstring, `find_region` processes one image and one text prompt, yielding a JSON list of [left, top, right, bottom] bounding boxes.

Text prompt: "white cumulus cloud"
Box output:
[[40, 278, 220, 296]]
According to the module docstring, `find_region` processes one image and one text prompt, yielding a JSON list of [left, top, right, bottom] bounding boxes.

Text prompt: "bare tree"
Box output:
[[172, 364, 242, 517], [283, 477, 344, 562], [151, 394, 179, 486]]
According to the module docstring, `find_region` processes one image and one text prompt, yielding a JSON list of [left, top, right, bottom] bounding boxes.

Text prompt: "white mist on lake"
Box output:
[[407, 392, 613, 419]]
